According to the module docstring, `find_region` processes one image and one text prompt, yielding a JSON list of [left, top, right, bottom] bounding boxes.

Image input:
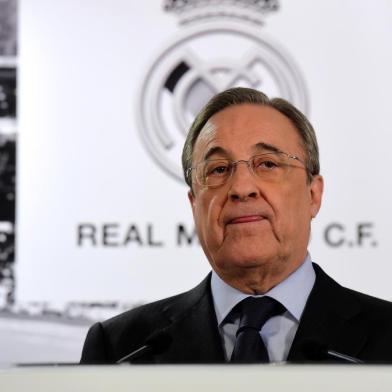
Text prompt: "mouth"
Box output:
[[228, 215, 266, 225]]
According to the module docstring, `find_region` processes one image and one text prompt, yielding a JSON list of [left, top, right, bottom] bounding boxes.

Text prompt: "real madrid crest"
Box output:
[[138, 0, 309, 183]]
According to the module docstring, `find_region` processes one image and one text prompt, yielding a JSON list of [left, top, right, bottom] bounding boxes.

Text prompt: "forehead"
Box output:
[[193, 104, 303, 161]]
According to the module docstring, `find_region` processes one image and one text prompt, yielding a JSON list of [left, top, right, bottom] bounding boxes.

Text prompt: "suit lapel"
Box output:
[[148, 265, 368, 363], [288, 263, 367, 362], [155, 274, 226, 363]]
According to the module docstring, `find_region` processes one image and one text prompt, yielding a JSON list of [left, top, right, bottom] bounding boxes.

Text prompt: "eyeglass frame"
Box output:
[[187, 150, 311, 188]]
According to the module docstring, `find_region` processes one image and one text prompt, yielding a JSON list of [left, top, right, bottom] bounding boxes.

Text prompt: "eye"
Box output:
[[260, 160, 278, 169], [205, 161, 231, 177], [254, 155, 281, 170], [211, 166, 228, 175]]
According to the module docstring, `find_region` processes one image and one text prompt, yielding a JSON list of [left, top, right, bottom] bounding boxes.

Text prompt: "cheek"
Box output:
[[274, 186, 312, 232], [194, 192, 225, 244], [287, 192, 313, 251]]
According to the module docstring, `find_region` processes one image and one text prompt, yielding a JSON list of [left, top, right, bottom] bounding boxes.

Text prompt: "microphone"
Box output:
[[116, 329, 172, 364], [301, 339, 364, 364]]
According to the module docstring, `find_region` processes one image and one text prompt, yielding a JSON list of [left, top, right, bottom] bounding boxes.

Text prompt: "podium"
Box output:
[[1, 365, 392, 391]]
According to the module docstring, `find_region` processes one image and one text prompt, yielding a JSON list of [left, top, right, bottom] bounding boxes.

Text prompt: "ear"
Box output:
[[309, 175, 324, 218], [188, 190, 196, 216]]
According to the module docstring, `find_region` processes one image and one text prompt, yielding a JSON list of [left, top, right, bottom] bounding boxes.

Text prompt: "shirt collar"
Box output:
[[211, 254, 315, 325]]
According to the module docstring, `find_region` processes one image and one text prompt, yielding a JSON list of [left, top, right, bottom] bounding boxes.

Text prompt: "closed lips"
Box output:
[[228, 215, 266, 224]]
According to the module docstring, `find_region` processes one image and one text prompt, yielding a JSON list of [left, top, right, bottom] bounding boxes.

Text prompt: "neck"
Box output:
[[218, 257, 306, 294]]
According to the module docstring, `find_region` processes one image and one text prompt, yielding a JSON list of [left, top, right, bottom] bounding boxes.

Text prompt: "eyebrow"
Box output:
[[203, 146, 228, 161], [253, 142, 282, 154], [202, 142, 282, 161]]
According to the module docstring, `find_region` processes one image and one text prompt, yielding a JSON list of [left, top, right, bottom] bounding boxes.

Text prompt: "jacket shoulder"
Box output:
[[81, 275, 211, 363], [104, 274, 211, 331], [313, 262, 392, 317], [342, 285, 392, 322]]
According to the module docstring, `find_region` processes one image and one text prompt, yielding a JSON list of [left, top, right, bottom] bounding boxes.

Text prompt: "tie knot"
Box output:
[[236, 296, 285, 335]]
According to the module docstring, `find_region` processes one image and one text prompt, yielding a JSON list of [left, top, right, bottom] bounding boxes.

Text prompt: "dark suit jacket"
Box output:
[[80, 264, 392, 364]]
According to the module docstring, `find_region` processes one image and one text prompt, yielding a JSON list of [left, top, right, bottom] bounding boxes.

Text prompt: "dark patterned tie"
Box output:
[[230, 296, 285, 363]]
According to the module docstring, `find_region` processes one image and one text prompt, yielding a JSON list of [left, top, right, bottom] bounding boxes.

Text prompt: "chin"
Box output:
[[219, 247, 280, 270]]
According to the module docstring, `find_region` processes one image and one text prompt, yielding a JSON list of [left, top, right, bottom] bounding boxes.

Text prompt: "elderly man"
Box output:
[[81, 87, 392, 364]]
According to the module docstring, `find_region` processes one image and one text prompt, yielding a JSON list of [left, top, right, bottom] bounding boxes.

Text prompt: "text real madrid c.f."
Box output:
[[77, 222, 199, 247]]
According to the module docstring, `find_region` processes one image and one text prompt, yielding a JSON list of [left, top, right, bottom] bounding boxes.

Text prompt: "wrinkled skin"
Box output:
[[188, 104, 323, 294]]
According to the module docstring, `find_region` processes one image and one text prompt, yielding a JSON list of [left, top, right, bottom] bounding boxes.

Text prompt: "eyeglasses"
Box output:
[[188, 151, 308, 188]]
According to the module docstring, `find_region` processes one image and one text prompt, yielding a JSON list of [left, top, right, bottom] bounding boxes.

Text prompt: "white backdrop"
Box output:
[[8, 0, 392, 364]]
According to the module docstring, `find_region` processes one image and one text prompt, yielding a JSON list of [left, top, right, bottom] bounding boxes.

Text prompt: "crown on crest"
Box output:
[[163, 0, 280, 26]]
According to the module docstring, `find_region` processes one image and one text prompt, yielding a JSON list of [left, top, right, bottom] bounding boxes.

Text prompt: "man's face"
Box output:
[[188, 104, 323, 293]]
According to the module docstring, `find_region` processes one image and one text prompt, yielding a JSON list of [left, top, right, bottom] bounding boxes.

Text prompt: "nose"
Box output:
[[228, 161, 260, 202]]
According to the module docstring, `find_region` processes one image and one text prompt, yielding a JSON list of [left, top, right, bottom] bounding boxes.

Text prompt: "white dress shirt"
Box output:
[[210, 255, 316, 362]]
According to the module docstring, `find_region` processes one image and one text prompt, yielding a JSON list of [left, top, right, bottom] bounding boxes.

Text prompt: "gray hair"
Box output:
[[182, 87, 319, 190]]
